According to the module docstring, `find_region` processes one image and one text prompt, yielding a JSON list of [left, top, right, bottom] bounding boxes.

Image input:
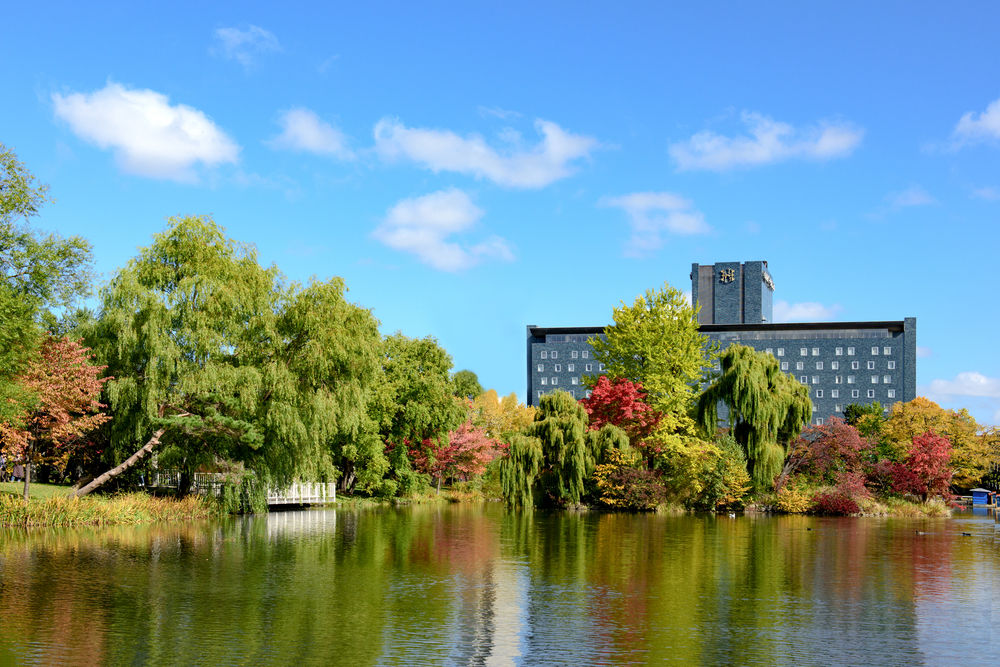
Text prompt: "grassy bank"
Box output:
[[0, 481, 76, 499], [0, 491, 219, 528]]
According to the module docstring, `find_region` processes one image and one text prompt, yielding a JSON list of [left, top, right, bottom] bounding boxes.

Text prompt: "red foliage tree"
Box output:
[[779, 418, 872, 488], [406, 420, 502, 491], [579, 376, 661, 443], [0, 337, 110, 498], [892, 431, 953, 500]]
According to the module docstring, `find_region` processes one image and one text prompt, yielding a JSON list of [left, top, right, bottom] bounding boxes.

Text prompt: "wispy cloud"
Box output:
[[887, 185, 937, 209], [52, 82, 239, 181], [972, 186, 1000, 201], [478, 106, 522, 120], [373, 117, 599, 188], [916, 346, 932, 359], [602, 192, 710, 257], [373, 189, 514, 271], [268, 108, 353, 159], [922, 371, 1000, 425], [772, 300, 843, 323], [211, 25, 280, 67], [952, 96, 1000, 146], [669, 111, 863, 171]]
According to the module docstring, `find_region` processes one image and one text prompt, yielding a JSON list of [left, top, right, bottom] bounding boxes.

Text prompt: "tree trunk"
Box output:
[[22, 461, 31, 500], [74, 429, 166, 497]]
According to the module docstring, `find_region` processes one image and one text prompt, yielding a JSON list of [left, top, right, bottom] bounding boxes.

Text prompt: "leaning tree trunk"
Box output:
[[74, 429, 166, 497]]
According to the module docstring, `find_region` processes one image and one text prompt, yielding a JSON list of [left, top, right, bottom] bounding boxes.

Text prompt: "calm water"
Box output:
[[1, 505, 997, 665]]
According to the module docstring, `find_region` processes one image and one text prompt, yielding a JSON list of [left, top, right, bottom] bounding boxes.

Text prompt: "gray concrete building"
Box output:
[[526, 260, 916, 425]]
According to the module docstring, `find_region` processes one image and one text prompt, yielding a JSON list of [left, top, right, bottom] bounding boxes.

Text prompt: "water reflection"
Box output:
[[1, 507, 997, 665]]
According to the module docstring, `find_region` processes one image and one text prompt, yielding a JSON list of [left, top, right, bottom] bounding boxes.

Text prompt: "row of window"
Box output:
[[536, 389, 593, 399], [781, 360, 896, 371], [798, 374, 893, 385], [539, 376, 586, 386], [770, 346, 893, 357], [537, 363, 605, 373], [811, 388, 897, 399], [538, 350, 590, 360]]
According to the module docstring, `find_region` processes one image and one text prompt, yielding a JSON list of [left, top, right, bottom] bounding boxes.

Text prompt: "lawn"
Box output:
[[0, 481, 74, 499]]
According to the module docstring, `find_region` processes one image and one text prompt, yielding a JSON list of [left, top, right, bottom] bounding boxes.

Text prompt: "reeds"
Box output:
[[0, 492, 219, 528]]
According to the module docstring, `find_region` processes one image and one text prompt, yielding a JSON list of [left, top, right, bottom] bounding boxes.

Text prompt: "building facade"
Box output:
[[526, 261, 917, 425]]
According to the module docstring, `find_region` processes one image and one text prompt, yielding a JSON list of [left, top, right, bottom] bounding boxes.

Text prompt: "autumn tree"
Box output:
[[470, 389, 535, 441], [1, 144, 93, 423], [885, 397, 986, 489], [579, 376, 661, 444], [588, 282, 712, 429], [0, 337, 109, 498], [778, 418, 872, 490], [697, 345, 812, 491], [887, 431, 953, 501]]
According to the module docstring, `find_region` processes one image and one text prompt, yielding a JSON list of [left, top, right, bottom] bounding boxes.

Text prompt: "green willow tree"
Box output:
[[696, 345, 812, 491], [500, 390, 628, 507], [588, 282, 712, 431], [79, 215, 382, 497], [1, 143, 92, 423]]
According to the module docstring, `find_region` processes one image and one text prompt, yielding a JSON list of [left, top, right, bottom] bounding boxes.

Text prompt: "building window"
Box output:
[[555, 364, 561, 372], [572, 377, 579, 385], [551, 351, 558, 359], [847, 375, 856, 384], [815, 389, 824, 398], [848, 347, 855, 356], [831, 389, 839, 398], [572, 350, 579, 359], [867, 361, 875, 370], [852, 389, 860, 398], [582, 351, 589, 359], [851, 361, 860, 370], [541, 377, 547, 385], [835, 404, 843, 412], [568, 364, 574, 372], [816, 418, 824, 426], [585, 363, 592, 372], [870, 375, 878, 384], [872, 346, 879, 355], [796, 361, 804, 371], [835, 347, 843, 356], [867, 389, 875, 398], [812, 376, 819, 384], [781, 362, 788, 371], [831, 361, 839, 370], [537, 364, 543, 372], [835, 376, 842, 384], [537, 391, 543, 398], [887, 361, 896, 370], [816, 361, 824, 370], [765, 347, 773, 355], [887, 389, 896, 399], [777, 348, 785, 357], [800, 376, 808, 384], [599, 363, 605, 371], [812, 348, 820, 356], [552, 377, 559, 385], [883, 375, 891, 384], [800, 347, 808, 356], [883, 346, 891, 355], [541, 351, 548, 359]]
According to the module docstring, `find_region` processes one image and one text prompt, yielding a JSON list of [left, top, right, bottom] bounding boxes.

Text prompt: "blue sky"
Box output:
[[3, 2, 999, 425]]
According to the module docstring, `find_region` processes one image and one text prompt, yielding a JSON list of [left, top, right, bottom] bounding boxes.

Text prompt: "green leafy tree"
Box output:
[[588, 282, 711, 432], [374, 333, 466, 496], [697, 345, 812, 491], [1, 144, 93, 422], [451, 369, 483, 399]]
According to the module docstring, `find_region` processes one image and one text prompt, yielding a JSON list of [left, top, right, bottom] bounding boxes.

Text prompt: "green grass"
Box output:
[[0, 491, 220, 527], [0, 481, 74, 499]]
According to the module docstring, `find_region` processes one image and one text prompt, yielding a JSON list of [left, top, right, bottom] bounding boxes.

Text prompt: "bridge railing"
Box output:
[[146, 471, 336, 505]]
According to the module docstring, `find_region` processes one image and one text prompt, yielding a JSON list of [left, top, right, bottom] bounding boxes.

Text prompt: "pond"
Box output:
[[1, 505, 997, 665]]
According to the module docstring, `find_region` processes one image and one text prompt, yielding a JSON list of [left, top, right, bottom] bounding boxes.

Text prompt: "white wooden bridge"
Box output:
[[147, 471, 336, 506]]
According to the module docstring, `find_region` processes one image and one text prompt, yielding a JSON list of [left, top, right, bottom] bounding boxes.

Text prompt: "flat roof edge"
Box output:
[[528, 320, 912, 336]]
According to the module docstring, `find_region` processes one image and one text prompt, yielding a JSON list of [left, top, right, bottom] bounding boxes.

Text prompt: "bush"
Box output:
[[776, 483, 813, 513], [593, 449, 666, 511], [812, 491, 860, 516]]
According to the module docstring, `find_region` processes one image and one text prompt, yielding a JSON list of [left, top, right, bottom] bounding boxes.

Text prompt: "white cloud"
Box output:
[[772, 301, 843, 323], [478, 106, 522, 120], [924, 372, 1000, 399], [373, 189, 514, 271], [373, 118, 598, 188], [972, 186, 1000, 201], [52, 82, 239, 181], [602, 192, 710, 257], [212, 25, 280, 66], [268, 108, 353, 159], [916, 346, 932, 359], [669, 111, 863, 171], [887, 186, 937, 208], [953, 97, 1000, 144]]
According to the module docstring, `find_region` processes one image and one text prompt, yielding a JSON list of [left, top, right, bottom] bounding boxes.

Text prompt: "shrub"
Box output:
[[776, 483, 813, 513], [593, 448, 666, 511], [812, 492, 860, 515]]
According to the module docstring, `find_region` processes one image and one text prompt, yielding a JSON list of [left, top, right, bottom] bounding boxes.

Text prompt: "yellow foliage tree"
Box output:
[[470, 389, 535, 441]]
